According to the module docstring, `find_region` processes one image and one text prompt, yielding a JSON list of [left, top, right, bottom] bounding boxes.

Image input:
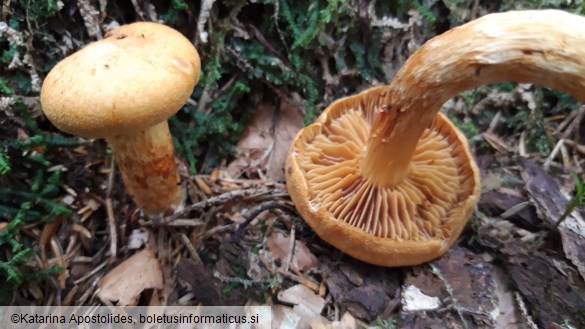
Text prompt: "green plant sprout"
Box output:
[[553, 174, 585, 229]]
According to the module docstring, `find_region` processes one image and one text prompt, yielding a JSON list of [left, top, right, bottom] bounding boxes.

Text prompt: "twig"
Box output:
[[202, 223, 238, 239], [519, 131, 527, 157], [160, 187, 275, 224], [283, 225, 296, 272], [196, 0, 215, 44], [196, 73, 240, 115], [179, 233, 203, 264], [553, 175, 585, 230], [277, 269, 320, 292], [500, 201, 531, 219], [50, 238, 66, 288], [561, 105, 585, 139], [196, 83, 212, 114], [230, 203, 298, 241], [141, 218, 205, 228], [213, 271, 276, 288], [105, 157, 116, 198], [157, 226, 166, 266], [543, 139, 565, 171], [62, 285, 78, 306], [554, 108, 578, 135], [77, 278, 100, 305], [486, 110, 501, 134], [73, 262, 107, 285], [105, 198, 117, 258], [247, 23, 292, 68], [564, 139, 585, 155]]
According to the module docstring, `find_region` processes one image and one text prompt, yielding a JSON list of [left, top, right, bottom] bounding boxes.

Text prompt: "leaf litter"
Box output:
[[96, 248, 163, 306]]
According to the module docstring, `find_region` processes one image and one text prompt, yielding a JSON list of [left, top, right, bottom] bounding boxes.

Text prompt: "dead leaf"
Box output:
[[272, 304, 329, 329], [277, 284, 325, 314], [401, 285, 440, 312], [175, 259, 221, 306], [226, 101, 303, 182], [331, 312, 357, 329], [127, 229, 149, 250], [97, 248, 163, 306], [267, 231, 318, 271]]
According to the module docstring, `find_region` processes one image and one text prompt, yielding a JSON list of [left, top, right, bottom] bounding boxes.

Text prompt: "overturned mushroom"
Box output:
[[40, 22, 201, 216], [286, 10, 585, 266]]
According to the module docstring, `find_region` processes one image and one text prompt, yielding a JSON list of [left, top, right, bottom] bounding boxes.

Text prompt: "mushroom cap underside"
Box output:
[[286, 86, 480, 266], [40, 22, 201, 138]]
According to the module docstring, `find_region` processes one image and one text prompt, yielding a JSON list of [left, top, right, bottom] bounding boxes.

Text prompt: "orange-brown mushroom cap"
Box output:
[[286, 86, 480, 266], [40, 22, 201, 138]]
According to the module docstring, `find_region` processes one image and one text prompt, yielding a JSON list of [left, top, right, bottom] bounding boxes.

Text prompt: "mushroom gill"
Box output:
[[294, 88, 477, 242]]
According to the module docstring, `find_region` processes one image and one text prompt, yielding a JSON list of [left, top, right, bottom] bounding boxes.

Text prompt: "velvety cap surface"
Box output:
[[40, 22, 201, 137]]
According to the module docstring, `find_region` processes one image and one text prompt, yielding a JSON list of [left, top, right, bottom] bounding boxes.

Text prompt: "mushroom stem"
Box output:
[[361, 10, 585, 187], [108, 121, 184, 216]]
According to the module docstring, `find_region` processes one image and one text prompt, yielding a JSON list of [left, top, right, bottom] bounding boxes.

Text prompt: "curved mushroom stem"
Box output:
[[361, 10, 585, 187], [108, 121, 184, 216]]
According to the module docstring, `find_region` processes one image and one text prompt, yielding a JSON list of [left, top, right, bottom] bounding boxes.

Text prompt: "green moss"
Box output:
[[0, 202, 63, 304], [0, 78, 14, 95]]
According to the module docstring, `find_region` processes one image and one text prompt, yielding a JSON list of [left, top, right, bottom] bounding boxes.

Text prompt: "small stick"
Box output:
[[162, 187, 274, 223], [564, 139, 585, 155], [486, 110, 501, 134], [283, 225, 296, 272], [180, 233, 203, 264], [105, 198, 117, 258], [560, 142, 570, 169], [561, 105, 585, 139], [543, 139, 564, 171], [105, 157, 116, 198], [50, 238, 67, 288], [519, 131, 527, 157], [73, 262, 107, 285], [277, 269, 320, 292], [231, 203, 298, 241]]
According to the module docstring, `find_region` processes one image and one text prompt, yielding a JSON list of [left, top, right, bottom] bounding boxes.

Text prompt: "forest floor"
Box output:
[[1, 1, 585, 328]]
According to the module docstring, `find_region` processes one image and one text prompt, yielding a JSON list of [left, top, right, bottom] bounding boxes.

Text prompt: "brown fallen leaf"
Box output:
[[267, 231, 318, 271], [277, 284, 325, 314], [226, 101, 304, 182], [97, 248, 163, 306], [271, 304, 329, 329]]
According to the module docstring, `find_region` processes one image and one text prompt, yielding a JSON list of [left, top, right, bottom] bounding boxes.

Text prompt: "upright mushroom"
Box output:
[[41, 22, 201, 216], [287, 10, 585, 266]]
